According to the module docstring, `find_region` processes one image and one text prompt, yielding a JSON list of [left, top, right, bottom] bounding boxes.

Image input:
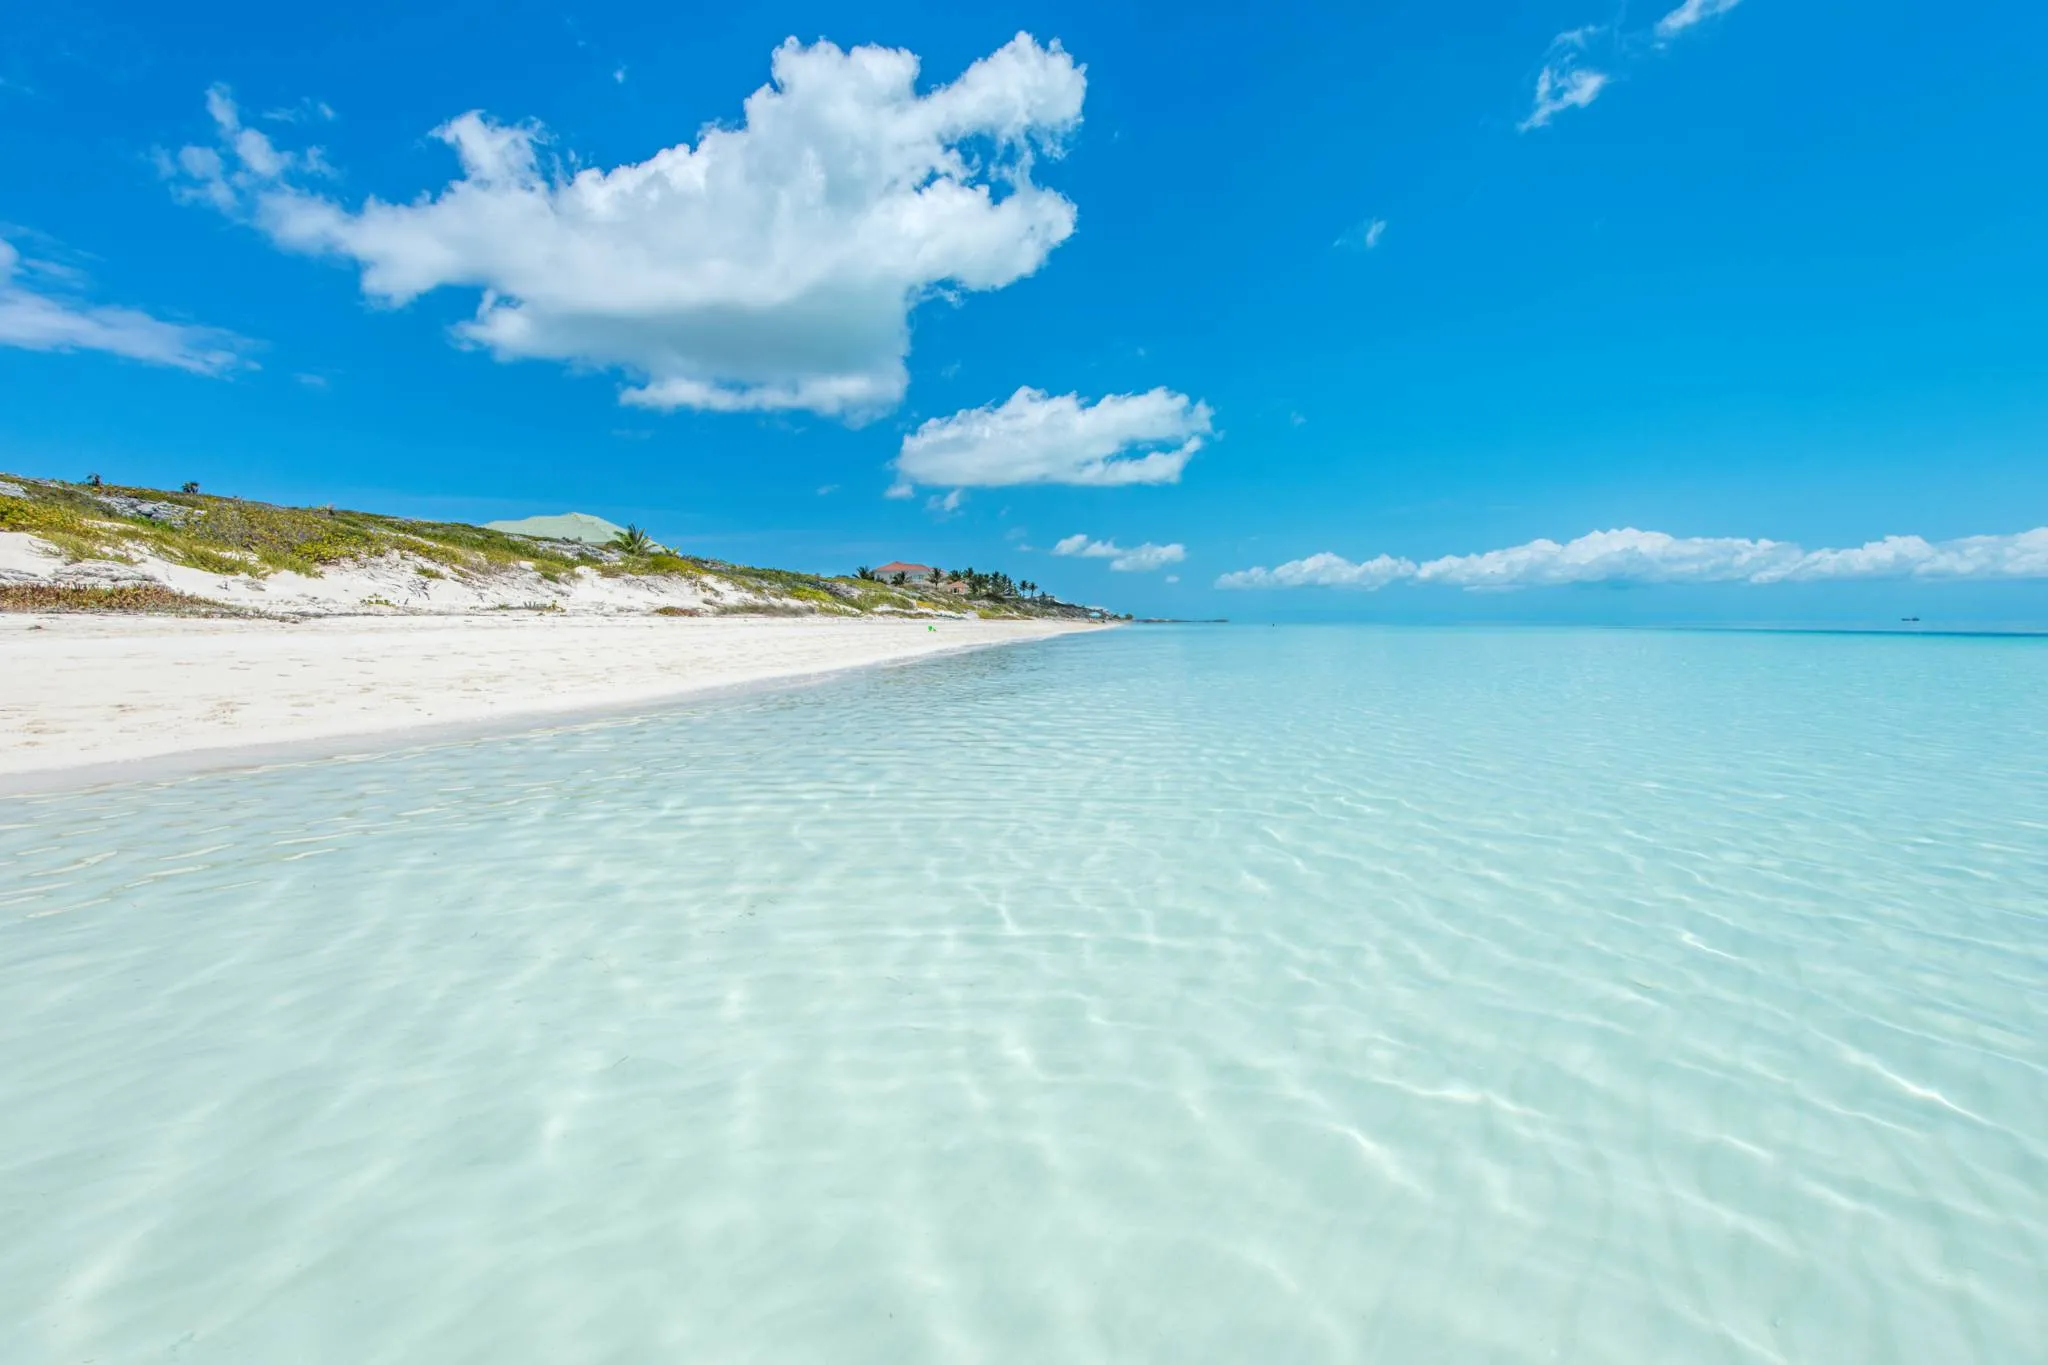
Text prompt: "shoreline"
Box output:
[[0, 613, 1109, 796]]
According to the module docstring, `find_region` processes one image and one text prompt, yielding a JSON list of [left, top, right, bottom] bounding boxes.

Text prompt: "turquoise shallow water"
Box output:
[[3, 625, 2045, 1363]]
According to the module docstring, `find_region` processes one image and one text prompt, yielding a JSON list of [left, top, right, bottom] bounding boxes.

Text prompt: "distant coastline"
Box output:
[[0, 470, 1125, 791], [0, 471, 1128, 623]]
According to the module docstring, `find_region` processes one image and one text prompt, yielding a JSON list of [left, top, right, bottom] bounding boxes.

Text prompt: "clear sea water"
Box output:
[[3, 625, 2044, 1364]]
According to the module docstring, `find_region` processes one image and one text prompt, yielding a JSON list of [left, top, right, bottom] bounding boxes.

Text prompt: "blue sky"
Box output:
[[3, 0, 2045, 625]]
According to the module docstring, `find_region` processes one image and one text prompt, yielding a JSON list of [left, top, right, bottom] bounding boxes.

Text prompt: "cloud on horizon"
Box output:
[[163, 35, 1086, 419], [894, 386, 1212, 493], [1053, 533, 1187, 572], [1217, 527, 2048, 590], [0, 235, 251, 375]]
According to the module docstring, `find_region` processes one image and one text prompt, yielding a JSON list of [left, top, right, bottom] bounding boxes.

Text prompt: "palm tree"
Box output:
[[855, 565, 877, 581], [180, 481, 201, 494], [610, 524, 655, 554], [85, 472, 102, 488]]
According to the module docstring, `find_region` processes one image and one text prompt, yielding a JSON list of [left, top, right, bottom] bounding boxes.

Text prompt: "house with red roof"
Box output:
[[873, 561, 935, 582]]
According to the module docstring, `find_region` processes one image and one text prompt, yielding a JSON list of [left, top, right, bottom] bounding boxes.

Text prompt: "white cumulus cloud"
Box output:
[[1656, 0, 1743, 39], [1760, 531, 2048, 583], [1417, 528, 1796, 588], [163, 35, 1086, 419], [0, 235, 250, 375], [1052, 533, 1113, 556], [1109, 542, 1187, 572], [1218, 527, 2048, 590], [1216, 550, 1413, 590], [1053, 533, 1186, 572], [896, 387, 1212, 492]]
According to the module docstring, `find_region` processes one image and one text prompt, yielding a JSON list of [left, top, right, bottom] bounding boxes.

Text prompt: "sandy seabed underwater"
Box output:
[[3, 625, 2043, 1363]]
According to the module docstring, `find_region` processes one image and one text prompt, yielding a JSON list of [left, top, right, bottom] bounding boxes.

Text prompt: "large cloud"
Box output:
[[1217, 527, 2048, 590], [164, 35, 1085, 418], [1419, 528, 1797, 588], [895, 387, 1212, 491], [0, 236, 249, 375], [1052, 534, 1186, 572]]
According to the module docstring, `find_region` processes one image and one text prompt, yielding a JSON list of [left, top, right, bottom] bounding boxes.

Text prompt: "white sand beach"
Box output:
[[0, 613, 1103, 789]]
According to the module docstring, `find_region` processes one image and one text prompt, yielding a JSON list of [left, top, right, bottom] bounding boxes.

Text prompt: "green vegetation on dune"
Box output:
[[596, 550, 700, 579], [0, 472, 1126, 620], [0, 476, 592, 578], [0, 582, 245, 615]]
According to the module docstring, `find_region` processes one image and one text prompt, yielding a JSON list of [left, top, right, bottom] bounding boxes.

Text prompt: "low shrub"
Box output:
[[0, 583, 239, 615]]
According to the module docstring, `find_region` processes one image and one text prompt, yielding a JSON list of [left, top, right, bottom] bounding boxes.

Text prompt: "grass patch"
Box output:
[[625, 551, 701, 577], [711, 601, 814, 616], [0, 583, 240, 615], [842, 587, 903, 612]]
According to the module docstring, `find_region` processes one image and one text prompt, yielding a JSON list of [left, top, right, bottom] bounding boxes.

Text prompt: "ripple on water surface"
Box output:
[[2, 627, 2045, 1363]]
